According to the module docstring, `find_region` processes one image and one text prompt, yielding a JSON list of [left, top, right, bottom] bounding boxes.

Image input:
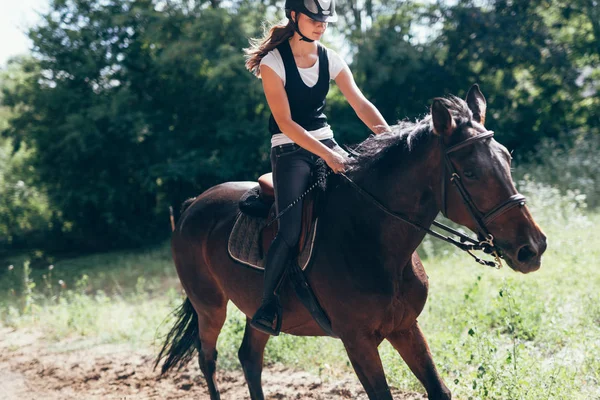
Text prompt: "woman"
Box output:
[[244, 0, 390, 335]]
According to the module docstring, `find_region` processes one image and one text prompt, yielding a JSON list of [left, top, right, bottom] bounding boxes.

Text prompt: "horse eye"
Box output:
[[463, 170, 476, 179]]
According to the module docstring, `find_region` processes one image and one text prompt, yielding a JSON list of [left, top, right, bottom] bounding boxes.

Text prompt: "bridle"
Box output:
[[438, 130, 527, 267]]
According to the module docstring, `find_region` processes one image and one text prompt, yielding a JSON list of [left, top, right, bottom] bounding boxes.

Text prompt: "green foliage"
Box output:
[[0, 61, 52, 249], [426, 0, 585, 152], [333, 0, 598, 156], [448, 0, 597, 151], [515, 132, 600, 208], [0, 137, 52, 249], [329, 4, 449, 144], [2, 0, 271, 250], [1, 0, 598, 250], [0, 242, 180, 343]]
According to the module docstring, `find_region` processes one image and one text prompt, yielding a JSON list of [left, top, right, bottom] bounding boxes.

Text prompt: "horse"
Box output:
[[155, 84, 547, 400]]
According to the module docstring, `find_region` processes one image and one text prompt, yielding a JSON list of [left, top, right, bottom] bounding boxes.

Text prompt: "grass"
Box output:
[[1, 180, 599, 399], [0, 245, 182, 347]]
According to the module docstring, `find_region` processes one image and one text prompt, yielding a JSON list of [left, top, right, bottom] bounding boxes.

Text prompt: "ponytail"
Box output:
[[244, 20, 294, 77]]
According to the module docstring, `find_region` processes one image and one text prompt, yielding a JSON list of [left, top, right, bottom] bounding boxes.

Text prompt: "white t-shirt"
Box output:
[[259, 44, 348, 147]]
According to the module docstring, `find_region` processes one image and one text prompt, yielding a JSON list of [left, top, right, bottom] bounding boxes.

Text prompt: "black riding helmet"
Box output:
[[285, 0, 337, 42], [285, 0, 338, 23]]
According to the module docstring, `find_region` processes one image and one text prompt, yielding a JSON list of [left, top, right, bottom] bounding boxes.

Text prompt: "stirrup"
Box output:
[[250, 300, 283, 336]]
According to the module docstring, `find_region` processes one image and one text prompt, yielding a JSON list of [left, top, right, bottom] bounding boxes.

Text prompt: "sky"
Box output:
[[0, 0, 49, 68]]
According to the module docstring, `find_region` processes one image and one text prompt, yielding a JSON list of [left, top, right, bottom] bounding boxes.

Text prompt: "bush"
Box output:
[[0, 138, 51, 250], [514, 132, 600, 208]]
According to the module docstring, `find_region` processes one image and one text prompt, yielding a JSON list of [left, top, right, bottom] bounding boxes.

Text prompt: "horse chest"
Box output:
[[382, 258, 430, 332]]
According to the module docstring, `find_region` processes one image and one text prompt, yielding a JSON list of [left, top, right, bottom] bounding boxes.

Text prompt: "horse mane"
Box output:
[[346, 95, 473, 177]]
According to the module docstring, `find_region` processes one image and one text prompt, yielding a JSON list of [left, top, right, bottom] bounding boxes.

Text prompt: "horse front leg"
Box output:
[[386, 322, 451, 400], [342, 335, 393, 400]]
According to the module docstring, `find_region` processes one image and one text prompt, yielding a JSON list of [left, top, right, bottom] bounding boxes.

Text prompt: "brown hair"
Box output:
[[244, 20, 295, 77]]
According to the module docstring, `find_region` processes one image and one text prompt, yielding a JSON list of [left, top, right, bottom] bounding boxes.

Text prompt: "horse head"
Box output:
[[431, 84, 547, 273]]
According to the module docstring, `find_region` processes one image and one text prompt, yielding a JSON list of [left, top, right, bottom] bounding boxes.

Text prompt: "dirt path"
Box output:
[[0, 327, 425, 399]]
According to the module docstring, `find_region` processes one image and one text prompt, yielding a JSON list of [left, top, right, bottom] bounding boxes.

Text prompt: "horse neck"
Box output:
[[332, 135, 443, 273], [361, 135, 441, 222]]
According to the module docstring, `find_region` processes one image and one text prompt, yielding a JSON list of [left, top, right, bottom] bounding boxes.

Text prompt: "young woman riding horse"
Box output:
[[244, 0, 391, 335], [157, 82, 547, 399], [157, 86, 547, 399]]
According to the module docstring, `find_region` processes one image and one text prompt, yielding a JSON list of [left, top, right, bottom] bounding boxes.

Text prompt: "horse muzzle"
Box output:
[[501, 232, 547, 273]]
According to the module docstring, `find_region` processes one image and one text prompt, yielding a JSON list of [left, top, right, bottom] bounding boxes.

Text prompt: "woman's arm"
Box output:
[[334, 66, 390, 135], [261, 64, 345, 171]]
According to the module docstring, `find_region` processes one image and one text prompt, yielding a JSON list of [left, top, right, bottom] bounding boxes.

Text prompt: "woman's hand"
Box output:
[[324, 150, 348, 174]]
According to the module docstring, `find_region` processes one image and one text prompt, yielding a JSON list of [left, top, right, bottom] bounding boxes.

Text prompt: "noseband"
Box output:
[[440, 131, 527, 261]]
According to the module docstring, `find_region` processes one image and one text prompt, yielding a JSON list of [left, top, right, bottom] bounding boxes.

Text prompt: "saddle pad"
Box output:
[[227, 212, 319, 271]]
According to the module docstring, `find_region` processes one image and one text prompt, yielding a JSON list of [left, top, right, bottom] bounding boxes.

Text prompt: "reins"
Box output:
[[263, 131, 527, 269], [338, 172, 500, 268]]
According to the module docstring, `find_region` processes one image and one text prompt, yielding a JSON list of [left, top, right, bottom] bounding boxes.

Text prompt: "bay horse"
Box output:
[[156, 85, 547, 399]]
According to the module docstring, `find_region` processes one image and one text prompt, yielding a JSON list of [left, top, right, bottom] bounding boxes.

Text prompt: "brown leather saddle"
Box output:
[[257, 173, 318, 258]]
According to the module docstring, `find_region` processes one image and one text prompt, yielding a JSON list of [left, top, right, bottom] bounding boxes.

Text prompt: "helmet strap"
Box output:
[[292, 14, 315, 43]]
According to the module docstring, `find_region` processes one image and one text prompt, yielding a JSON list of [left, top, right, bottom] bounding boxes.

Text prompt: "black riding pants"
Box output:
[[261, 138, 346, 302]]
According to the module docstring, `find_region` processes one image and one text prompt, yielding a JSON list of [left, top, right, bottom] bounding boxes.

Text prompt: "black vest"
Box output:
[[268, 40, 330, 135]]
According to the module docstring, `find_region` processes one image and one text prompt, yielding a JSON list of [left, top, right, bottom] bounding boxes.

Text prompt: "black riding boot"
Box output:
[[250, 236, 293, 335]]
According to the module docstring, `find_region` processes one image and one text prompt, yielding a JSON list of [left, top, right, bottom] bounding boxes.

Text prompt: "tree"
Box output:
[[3, 0, 271, 250], [0, 58, 51, 250], [429, 0, 584, 152], [3, 0, 598, 251]]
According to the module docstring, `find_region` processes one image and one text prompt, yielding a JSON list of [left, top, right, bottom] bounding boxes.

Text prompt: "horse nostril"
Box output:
[[540, 236, 548, 255], [517, 245, 538, 263]]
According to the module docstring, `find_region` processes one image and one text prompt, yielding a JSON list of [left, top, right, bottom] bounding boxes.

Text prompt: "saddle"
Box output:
[[230, 172, 321, 272]]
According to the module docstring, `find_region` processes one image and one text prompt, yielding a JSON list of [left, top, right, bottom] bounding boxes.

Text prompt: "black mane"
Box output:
[[346, 96, 473, 176]]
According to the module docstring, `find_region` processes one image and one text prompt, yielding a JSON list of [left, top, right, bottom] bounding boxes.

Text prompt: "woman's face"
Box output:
[[292, 11, 328, 41]]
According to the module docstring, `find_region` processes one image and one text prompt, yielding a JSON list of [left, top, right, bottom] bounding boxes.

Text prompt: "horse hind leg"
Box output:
[[188, 296, 227, 400], [170, 227, 229, 398], [155, 295, 227, 400], [238, 318, 271, 400]]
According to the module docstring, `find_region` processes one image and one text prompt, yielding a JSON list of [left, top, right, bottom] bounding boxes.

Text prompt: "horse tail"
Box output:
[[169, 206, 175, 232], [171, 197, 197, 232], [154, 297, 199, 375], [180, 197, 197, 215]]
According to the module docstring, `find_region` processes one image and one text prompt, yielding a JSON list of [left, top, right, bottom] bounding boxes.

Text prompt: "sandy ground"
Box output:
[[0, 327, 426, 400]]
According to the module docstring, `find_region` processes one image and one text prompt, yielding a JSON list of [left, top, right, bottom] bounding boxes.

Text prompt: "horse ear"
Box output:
[[466, 84, 487, 125], [431, 98, 456, 137]]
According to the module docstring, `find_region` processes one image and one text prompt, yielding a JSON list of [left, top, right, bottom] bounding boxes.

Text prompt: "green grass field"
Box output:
[[1, 180, 599, 400]]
